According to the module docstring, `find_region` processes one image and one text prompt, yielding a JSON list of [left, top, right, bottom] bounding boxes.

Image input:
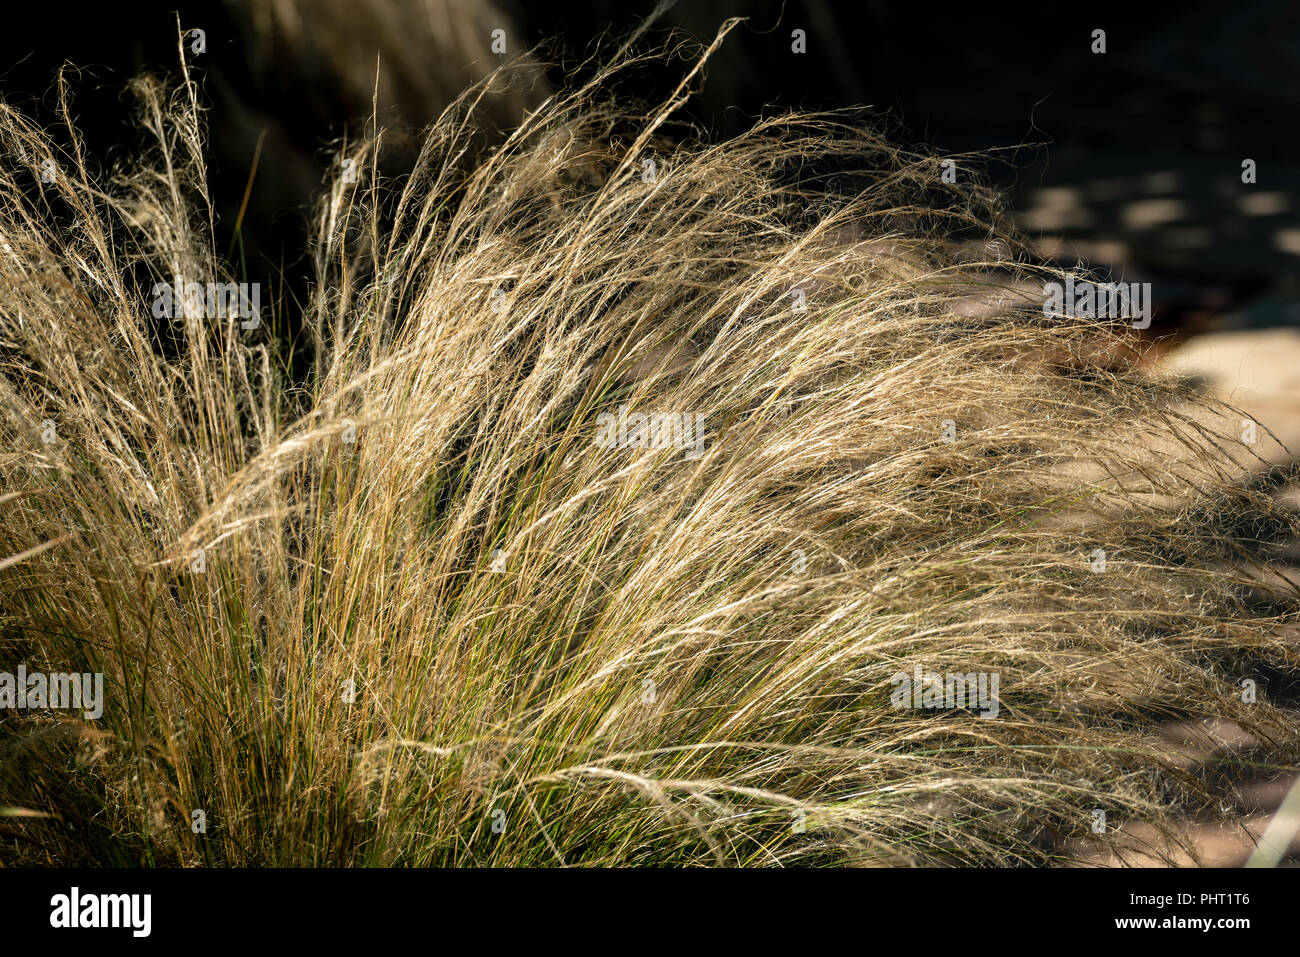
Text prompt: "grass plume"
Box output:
[[1, 28, 1298, 866]]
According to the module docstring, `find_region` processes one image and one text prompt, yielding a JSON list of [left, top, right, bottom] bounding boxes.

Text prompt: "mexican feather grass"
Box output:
[[2, 27, 1299, 865]]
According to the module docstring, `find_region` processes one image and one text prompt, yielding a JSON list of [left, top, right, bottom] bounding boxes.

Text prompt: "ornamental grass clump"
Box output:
[[1, 28, 1298, 865]]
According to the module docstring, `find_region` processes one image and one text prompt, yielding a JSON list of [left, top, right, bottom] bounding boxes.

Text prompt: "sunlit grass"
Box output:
[[1, 29, 1298, 866]]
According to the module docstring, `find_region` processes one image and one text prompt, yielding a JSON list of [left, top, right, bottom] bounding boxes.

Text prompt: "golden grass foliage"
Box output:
[[1, 30, 1299, 865]]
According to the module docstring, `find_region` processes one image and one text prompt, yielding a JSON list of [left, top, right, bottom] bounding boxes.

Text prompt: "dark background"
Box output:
[[1, 0, 1297, 341]]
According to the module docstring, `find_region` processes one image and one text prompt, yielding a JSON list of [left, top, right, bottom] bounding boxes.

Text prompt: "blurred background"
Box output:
[[3, 1, 1297, 343]]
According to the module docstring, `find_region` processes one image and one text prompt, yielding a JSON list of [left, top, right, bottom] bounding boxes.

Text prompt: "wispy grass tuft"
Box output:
[[1, 27, 1298, 866]]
